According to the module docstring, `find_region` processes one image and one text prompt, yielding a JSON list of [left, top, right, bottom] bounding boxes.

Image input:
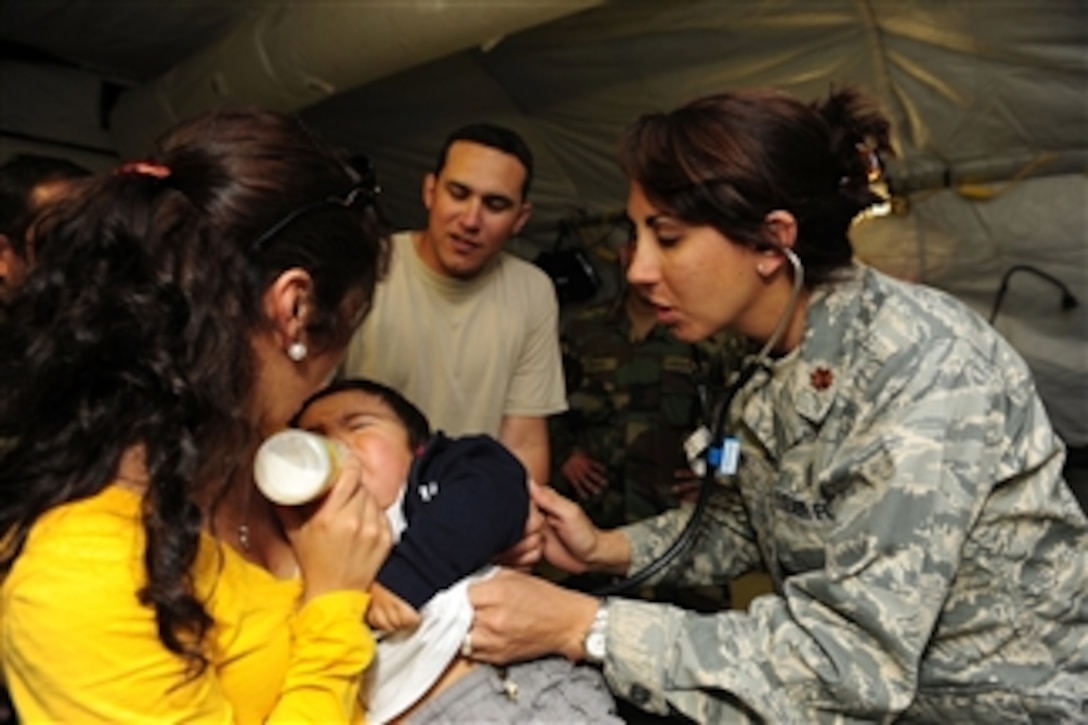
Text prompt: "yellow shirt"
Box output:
[[1, 485, 373, 723]]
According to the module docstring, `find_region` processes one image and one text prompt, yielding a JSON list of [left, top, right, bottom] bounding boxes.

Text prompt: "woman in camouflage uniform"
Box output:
[[463, 86, 1088, 723]]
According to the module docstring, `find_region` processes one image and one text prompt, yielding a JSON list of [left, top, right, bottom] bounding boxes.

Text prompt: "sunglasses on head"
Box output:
[[251, 157, 380, 253]]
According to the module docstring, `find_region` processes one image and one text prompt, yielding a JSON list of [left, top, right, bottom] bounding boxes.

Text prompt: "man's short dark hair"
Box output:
[[433, 123, 534, 199], [0, 153, 91, 254]]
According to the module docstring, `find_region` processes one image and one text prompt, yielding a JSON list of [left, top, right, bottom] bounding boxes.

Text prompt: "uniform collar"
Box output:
[[739, 264, 867, 455]]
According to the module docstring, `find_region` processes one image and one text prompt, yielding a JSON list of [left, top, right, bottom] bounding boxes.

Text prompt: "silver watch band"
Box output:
[[582, 599, 609, 665]]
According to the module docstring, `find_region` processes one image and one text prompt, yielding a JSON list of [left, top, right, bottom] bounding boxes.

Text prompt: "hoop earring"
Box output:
[[287, 341, 308, 362]]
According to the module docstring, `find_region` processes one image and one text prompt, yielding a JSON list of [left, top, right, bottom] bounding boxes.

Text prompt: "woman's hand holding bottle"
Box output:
[[276, 451, 392, 604]]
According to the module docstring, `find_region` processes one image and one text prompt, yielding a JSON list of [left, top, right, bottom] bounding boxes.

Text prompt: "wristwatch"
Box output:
[[582, 599, 609, 665]]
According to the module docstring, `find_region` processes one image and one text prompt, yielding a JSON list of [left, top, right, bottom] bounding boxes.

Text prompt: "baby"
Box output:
[[293, 379, 619, 724]]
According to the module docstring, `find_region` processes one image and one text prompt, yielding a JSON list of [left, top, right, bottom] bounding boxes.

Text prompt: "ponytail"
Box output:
[[0, 107, 389, 675], [2, 166, 215, 670], [816, 86, 893, 214]]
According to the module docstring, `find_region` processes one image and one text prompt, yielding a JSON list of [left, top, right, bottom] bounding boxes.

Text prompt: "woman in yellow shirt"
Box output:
[[0, 108, 392, 722]]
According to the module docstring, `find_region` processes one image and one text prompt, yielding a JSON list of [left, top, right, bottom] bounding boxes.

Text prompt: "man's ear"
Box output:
[[511, 201, 533, 236], [421, 173, 437, 212], [263, 267, 314, 349]]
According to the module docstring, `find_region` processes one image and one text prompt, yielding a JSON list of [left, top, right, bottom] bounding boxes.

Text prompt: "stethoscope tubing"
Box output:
[[593, 246, 804, 596]]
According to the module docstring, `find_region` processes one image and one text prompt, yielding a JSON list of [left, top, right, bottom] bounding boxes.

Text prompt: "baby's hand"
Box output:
[[366, 582, 421, 633]]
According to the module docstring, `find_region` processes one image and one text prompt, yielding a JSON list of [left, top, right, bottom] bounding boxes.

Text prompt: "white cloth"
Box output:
[[363, 566, 497, 725]]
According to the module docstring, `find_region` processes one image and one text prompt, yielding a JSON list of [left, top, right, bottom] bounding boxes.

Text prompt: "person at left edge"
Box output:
[[0, 153, 90, 312]]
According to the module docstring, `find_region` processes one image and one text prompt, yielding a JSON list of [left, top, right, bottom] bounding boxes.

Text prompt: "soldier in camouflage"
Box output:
[[550, 246, 744, 529], [550, 246, 746, 611], [465, 86, 1088, 723], [598, 261, 1088, 722]]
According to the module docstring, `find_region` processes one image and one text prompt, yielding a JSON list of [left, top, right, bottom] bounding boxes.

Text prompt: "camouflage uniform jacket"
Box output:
[[551, 297, 742, 525], [603, 264, 1088, 722]]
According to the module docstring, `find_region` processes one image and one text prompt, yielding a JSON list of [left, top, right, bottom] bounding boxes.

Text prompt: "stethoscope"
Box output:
[[594, 245, 805, 596]]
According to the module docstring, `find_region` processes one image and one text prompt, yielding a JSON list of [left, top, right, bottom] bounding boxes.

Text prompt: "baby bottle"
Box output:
[[254, 429, 346, 505]]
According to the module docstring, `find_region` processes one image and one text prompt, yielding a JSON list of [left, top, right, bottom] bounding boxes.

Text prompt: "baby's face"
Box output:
[[296, 390, 413, 510]]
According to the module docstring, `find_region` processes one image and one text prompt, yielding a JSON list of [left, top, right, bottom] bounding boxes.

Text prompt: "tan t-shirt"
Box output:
[[343, 231, 567, 436]]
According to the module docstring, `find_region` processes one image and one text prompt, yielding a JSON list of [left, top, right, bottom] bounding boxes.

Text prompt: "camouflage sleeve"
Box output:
[[548, 329, 588, 467], [603, 337, 1024, 722]]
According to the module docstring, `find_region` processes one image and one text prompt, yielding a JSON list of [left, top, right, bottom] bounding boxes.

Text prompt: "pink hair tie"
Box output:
[[114, 161, 171, 179]]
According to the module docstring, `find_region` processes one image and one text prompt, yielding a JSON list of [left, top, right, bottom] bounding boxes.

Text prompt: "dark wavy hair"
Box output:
[[619, 86, 893, 287], [0, 108, 389, 674]]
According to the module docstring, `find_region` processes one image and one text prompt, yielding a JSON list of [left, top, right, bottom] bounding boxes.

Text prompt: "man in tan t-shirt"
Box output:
[[343, 124, 566, 485]]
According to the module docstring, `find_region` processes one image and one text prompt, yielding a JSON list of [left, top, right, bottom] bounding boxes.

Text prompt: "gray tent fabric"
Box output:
[[1, 0, 1085, 451]]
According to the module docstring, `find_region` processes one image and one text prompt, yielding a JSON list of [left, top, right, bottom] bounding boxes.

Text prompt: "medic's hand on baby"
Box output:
[[531, 481, 602, 574]]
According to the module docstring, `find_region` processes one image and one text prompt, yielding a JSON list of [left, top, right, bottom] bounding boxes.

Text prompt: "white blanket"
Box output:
[[363, 494, 495, 724]]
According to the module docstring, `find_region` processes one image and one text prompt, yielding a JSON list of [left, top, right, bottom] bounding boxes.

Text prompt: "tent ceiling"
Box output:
[[108, 0, 603, 156], [2, 0, 1083, 231], [0, 1, 265, 83], [1, 0, 1085, 446]]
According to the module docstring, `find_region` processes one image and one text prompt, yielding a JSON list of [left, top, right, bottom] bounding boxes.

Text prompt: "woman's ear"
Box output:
[[755, 210, 799, 278], [763, 210, 798, 249], [263, 267, 314, 359]]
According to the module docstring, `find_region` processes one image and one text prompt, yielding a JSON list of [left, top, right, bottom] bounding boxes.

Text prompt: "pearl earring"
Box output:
[[287, 341, 308, 362]]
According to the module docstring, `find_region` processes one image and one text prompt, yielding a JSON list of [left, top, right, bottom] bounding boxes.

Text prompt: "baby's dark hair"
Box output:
[[293, 378, 432, 451], [619, 86, 893, 287]]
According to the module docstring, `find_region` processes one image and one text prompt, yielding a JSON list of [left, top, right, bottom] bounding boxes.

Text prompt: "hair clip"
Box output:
[[114, 161, 171, 179], [856, 143, 882, 183]]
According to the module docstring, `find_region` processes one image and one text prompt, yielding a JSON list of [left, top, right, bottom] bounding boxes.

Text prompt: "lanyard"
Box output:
[[594, 358, 766, 596], [594, 245, 804, 596]]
